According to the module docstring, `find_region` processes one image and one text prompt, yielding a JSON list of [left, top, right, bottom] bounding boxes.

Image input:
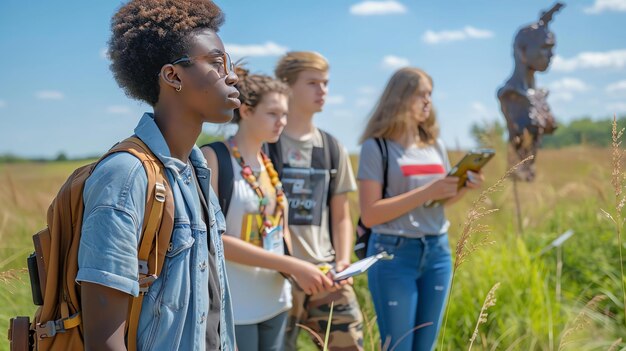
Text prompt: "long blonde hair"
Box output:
[[360, 67, 439, 146]]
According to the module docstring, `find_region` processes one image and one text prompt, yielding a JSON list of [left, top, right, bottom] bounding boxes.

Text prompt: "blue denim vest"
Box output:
[[77, 113, 235, 350]]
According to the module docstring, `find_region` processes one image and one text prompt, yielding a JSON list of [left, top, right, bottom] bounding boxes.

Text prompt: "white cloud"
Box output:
[[349, 0, 407, 16], [584, 0, 626, 14], [543, 78, 588, 103], [326, 95, 345, 105], [552, 49, 626, 71], [607, 102, 626, 113], [225, 41, 288, 58], [358, 86, 376, 95], [550, 92, 574, 102], [548, 77, 590, 92], [471, 102, 488, 115], [381, 55, 410, 70], [470, 102, 499, 120], [106, 105, 133, 115], [35, 90, 64, 100], [356, 98, 372, 108], [422, 26, 494, 44], [469, 102, 500, 123], [100, 48, 109, 60], [464, 26, 494, 39], [0, 100, 6, 108], [606, 80, 626, 93]]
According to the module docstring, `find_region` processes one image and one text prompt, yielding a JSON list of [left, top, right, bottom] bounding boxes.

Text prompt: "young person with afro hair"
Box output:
[[76, 0, 239, 350]]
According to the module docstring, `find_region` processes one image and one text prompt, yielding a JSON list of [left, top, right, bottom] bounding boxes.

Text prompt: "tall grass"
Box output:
[[557, 295, 606, 350], [603, 115, 626, 326], [0, 160, 91, 351], [3, 136, 626, 351], [468, 282, 500, 351], [440, 156, 533, 351], [296, 301, 335, 350]]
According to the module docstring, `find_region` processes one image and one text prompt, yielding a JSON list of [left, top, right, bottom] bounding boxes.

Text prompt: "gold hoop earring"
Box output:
[[176, 84, 182, 92]]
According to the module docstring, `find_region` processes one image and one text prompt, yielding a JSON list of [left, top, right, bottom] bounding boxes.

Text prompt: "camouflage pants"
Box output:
[[284, 283, 364, 351]]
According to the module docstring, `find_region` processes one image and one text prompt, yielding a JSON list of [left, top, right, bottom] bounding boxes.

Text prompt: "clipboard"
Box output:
[[332, 252, 393, 281], [425, 148, 495, 208]]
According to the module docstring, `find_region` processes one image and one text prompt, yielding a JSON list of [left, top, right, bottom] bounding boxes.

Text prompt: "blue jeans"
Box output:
[[367, 233, 452, 351], [235, 311, 288, 351]]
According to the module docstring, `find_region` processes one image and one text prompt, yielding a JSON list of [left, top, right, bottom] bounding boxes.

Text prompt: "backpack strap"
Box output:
[[265, 140, 284, 178], [204, 141, 234, 217], [318, 130, 341, 245], [319, 129, 340, 201], [29, 136, 173, 348], [375, 138, 389, 196], [106, 136, 174, 351]]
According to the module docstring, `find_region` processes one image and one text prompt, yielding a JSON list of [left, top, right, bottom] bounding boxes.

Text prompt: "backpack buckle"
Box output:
[[35, 320, 62, 339], [138, 274, 158, 294], [155, 183, 166, 203], [329, 169, 337, 178]]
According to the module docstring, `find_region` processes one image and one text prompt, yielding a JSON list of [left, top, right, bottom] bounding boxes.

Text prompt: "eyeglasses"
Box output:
[[170, 51, 234, 77]]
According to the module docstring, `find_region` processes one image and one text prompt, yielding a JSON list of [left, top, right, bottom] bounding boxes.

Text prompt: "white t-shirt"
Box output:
[[224, 156, 292, 325]]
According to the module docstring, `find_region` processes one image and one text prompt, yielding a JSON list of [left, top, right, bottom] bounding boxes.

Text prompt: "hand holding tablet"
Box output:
[[332, 252, 394, 282], [425, 148, 495, 207]]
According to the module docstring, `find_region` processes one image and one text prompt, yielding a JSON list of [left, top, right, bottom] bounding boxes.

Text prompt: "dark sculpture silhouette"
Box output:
[[498, 3, 564, 181]]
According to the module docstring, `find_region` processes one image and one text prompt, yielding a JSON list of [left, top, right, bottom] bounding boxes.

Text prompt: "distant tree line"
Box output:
[[471, 114, 626, 149], [0, 132, 225, 163], [4, 117, 626, 164]]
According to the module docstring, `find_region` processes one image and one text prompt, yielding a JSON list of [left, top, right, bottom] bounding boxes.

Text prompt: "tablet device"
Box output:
[[333, 252, 393, 281], [425, 148, 495, 207]]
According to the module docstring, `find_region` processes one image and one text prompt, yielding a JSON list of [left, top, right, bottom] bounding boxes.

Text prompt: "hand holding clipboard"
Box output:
[[331, 252, 394, 282], [425, 148, 495, 207]]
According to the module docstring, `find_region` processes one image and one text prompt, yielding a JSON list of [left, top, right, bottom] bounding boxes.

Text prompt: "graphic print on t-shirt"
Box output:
[[287, 148, 308, 168], [281, 168, 329, 226]]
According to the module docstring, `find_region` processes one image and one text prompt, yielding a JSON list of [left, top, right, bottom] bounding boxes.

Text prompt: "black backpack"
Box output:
[[204, 135, 339, 217], [354, 138, 388, 259], [204, 141, 235, 216]]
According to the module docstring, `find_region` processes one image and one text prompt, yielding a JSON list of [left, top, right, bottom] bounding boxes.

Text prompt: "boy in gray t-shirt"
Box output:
[[272, 51, 364, 351]]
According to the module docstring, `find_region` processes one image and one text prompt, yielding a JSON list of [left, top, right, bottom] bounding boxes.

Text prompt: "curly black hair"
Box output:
[[108, 0, 224, 106]]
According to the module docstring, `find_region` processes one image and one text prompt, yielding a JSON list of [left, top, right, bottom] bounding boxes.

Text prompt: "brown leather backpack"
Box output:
[[8, 136, 174, 351]]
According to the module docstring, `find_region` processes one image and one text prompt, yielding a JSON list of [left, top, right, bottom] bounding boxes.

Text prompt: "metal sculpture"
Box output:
[[498, 3, 564, 181]]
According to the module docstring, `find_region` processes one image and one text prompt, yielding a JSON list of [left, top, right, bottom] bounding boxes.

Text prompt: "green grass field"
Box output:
[[1, 142, 625, 350]]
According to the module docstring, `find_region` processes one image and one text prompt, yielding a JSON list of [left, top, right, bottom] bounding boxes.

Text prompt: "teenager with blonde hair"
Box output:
[[269, 51, 364, 350]]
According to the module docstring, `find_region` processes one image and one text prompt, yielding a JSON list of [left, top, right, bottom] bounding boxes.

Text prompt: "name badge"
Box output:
[[263, 226, 284, 255]]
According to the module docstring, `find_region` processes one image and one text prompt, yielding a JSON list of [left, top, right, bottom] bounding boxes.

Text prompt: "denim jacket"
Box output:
[[77, 113, 235, 350]]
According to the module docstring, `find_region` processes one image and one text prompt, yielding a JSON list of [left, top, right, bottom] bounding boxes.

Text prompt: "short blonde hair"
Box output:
[[275, 51, 329, 85]]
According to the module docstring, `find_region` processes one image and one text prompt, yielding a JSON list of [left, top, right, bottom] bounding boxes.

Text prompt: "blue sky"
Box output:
[[0, 0, 625, 158]]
